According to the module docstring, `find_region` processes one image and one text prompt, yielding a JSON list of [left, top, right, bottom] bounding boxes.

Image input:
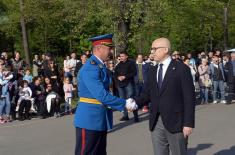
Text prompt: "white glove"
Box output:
[[126, 98, 138, 111]]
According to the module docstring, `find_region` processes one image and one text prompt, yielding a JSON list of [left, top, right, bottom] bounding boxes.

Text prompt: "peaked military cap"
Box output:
[[89, 34, 114, 47]]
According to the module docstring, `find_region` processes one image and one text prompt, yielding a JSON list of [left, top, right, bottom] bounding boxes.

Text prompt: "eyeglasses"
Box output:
[[150, 47, 167, 53]]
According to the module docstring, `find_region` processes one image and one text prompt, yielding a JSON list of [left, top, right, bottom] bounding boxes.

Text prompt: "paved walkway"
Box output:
[[0, 103, 234, 155]]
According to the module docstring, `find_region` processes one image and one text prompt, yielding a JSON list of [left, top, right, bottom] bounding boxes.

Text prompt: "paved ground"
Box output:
[[0, 103, 235, 155]]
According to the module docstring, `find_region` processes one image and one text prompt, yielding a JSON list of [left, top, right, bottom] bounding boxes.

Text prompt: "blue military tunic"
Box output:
[[74, 55, 126, 131]]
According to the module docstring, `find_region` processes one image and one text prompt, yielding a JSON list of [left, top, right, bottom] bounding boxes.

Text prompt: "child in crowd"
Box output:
[[16, 80, 34, 120], [63, 77, 73, 115], [23, 69, 33, 83], [0, 67, 13, 98]]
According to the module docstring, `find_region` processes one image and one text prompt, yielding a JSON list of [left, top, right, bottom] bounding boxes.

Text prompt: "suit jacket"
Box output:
[[114, 59, 137, 87], [209, 63, 225, 81], [224, 61, 234, 84], [134, 60, 196, 133]]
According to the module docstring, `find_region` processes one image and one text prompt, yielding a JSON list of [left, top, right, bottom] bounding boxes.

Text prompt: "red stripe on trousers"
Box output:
[[81, 129, 86, 155]]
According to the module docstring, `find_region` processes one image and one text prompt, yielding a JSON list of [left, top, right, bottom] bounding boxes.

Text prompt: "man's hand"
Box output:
[[117, 76, 126, 81], [183, 126, 193, 138], [126, 98, 138, 112]]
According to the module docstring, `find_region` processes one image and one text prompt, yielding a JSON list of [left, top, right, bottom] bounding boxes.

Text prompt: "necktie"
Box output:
[[158, 63, 163, 89]]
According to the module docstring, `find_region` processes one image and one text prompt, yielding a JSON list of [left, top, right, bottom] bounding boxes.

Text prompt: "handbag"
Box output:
[[195, 71, 199, 82], [204, 79, 212, 87]]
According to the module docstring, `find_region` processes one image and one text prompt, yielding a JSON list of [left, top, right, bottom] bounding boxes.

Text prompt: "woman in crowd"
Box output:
[[10, 51, 26, 80], [44, 60, 60, 87], [184, 57, 197, 86], [198, 58, 211, 104], [31, 76, 47, 119], [44, 77, 61, 117], [32, 54, 42, 77], [63, 55, 71, 78], [0, 61, 13, 123]]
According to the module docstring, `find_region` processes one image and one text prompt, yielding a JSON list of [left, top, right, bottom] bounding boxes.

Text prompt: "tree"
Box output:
[[19, 0, 30, 66]]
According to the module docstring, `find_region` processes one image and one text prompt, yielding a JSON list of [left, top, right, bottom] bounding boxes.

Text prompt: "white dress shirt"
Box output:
[[157, 56, 172, 81], [94, 55, 104, 65]]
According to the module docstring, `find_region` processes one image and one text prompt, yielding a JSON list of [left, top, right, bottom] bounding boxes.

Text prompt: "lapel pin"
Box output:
[[172, 67, 176, 70]]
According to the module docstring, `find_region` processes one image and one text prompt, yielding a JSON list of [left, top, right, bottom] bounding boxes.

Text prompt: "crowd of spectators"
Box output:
[[0, 51, 90, 124], [0, 49, 234, 125]]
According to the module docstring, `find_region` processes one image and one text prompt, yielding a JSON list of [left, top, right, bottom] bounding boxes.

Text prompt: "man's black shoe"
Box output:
[[119, 116, 129, 121], [18, 117, 24, 121], [25, 116, 31, 120]]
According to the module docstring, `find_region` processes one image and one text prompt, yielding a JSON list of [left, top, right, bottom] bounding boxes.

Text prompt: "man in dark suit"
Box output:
[[224, 52, 235, 104], [133, 38, 196, 155]]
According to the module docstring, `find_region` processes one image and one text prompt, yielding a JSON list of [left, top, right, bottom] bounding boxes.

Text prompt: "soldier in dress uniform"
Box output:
[[74, 34, 137, 155]]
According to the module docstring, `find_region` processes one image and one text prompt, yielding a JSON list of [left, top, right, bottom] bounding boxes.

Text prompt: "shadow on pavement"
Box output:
[[214, 145, 235, 155], [108, 112, 149, 133], [188, 143, 213, 155]]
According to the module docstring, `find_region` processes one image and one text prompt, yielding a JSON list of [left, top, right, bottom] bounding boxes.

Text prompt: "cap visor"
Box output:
[[102, 43, 115, 47]]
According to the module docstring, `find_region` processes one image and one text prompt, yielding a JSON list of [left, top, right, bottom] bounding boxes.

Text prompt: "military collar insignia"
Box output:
[[90, 60, 96, 65], [98, 64, 103, 69]]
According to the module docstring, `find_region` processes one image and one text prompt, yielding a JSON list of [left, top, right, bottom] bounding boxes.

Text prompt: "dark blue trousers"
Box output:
[[75, 127, 107, 155]]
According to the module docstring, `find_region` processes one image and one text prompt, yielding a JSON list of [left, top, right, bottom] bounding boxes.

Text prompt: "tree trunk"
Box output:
[[44, 24, 47, 53], [223, 7, 228, 51], [116, 0, 130, 54], [19, 0, 30, 66], [209, 26, 213, 51]]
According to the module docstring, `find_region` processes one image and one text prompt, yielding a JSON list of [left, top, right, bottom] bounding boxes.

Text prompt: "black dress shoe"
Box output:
[[18, 117, 25, 121], [39, 116, 46, 119], [119, 116, 129, 121], [25, 116, 31, 120]]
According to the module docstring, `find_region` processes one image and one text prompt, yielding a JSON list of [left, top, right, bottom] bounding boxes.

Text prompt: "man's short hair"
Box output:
[[120, 51, 128, 56], [213, 54, 220, 58]]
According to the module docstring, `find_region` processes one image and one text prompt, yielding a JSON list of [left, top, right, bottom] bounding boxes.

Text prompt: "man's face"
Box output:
[[223, 56, 228, 61], [1, 52, 7, 59], [100, 45, 112, 61], [208, 52, 213, 57], [151, 42, 168, 62], [42, 54, 45, 60], [81, 55, 87, 62], [201, 52, 206, 57], [174, 54, 180, 59], [149, 54, 154, 61], [187, 53, 192, 58], [137, 55, 143, 63], [216, 51, 221, 55], [231, 53, 235, 61], [213, 57, 219, 64], [120, 53, 128, 62], [16, 52, 20, 59]]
